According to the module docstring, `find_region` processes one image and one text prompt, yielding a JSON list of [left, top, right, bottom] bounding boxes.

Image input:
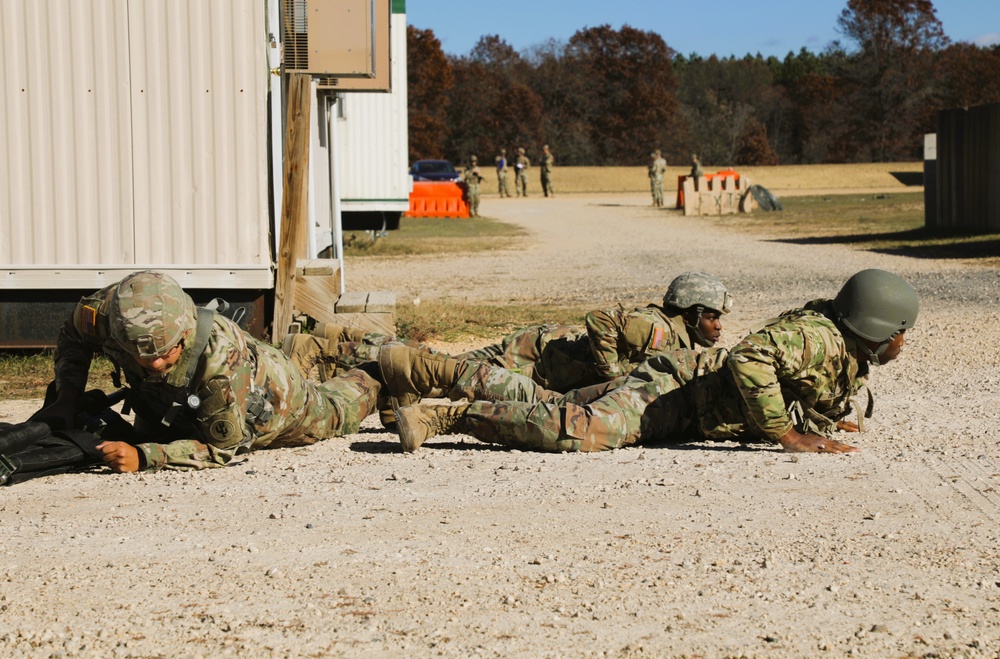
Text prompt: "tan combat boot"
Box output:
[[281, 334, 331, 379], [315, 322, 371, 344], [379, 345, 461, 410], [395, 402, 470, 452]]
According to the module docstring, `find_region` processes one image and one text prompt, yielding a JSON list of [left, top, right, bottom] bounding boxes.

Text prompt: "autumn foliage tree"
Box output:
[[407, 26, 453, 162]]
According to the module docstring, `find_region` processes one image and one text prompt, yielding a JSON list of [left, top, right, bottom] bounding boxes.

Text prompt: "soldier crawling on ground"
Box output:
[[282, 272, 732, 418], [378, 269, 918, 456], [16, 271, 384, 475]]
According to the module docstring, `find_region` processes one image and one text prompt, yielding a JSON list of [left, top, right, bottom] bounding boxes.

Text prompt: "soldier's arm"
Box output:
[[585, 308, 629, 379], [726, 328, 804, 442]]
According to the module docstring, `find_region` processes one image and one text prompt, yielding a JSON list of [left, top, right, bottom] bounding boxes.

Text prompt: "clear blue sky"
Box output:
[[406, 0, 999, 59]]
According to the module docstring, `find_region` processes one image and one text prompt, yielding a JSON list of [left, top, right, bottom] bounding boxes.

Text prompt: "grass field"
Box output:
[[473, 162, 926, 195]]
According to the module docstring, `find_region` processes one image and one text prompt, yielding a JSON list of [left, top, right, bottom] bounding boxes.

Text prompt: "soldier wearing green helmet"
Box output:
[[384, 269, 918, 455], [31, 270, 382, 472]]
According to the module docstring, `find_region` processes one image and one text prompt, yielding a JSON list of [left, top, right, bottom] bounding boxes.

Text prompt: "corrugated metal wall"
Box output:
[[932, 102, 1000, 233], [1, 0, 271, 289]]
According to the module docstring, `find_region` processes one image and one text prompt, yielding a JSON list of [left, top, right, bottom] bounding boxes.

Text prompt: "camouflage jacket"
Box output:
[[54, 282, 342, 470], [463, 165, 482, 190], [648, 157, 667, 181], [541, 153, 554, 174], [726, 301, 869, 442], [584, 304, 693, 379]]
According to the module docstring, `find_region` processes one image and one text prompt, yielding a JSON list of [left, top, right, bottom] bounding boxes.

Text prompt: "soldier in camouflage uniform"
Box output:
[[514, 147, 530, 197], [463, 155, 483, 217], [32, 271, 381, 472], [648, 149, 667, 207], [495, 148, 511, 198], [540, 144, 555, 197], [389, 269, 919, 455], [306, 273, 731, 406]]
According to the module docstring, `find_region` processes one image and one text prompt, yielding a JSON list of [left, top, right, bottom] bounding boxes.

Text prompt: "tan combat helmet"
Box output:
[[662, 272, 733, 347], [109, 271, 197, 359]]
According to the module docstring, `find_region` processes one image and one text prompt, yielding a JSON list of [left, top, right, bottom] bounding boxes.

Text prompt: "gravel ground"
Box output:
[[2, 192, 999, 657]]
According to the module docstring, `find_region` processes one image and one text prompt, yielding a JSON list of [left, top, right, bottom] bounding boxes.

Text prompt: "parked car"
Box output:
[[409, 159, 461, 182]]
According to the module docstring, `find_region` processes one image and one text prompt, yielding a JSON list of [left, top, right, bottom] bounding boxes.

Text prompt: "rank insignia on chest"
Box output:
[[81, 305, 98, 336], [651, 327, 665, 350]]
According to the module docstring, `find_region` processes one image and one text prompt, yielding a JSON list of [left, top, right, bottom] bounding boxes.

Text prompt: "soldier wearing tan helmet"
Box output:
[[32, 271, 382, 472]]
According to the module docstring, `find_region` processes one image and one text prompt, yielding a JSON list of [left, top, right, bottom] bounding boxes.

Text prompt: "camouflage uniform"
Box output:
[[648, 150, 667, 207], [53, 274, 380, 470], [463, 156, 483, 217], [584, 304, 693, 379], [514, 148, 530, 197], [540, 145, 554, 197], [495, 149, 511, 197], [445, 302, 869, 452]]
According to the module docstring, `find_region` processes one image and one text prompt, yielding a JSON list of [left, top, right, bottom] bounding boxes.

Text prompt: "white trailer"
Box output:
[[0, 0, 408, 346]]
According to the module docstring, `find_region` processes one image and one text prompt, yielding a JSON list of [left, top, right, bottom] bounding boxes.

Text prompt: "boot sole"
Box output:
[[392, 402, 424, 453]]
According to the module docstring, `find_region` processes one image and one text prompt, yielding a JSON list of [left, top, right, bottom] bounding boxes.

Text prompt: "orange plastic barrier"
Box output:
[[405, 181, 470, 218], [676, 170, 741, 208]]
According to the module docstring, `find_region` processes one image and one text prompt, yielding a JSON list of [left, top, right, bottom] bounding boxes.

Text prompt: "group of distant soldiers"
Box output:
[[462, 145, 555, 217], [2, 264, 919, 483]]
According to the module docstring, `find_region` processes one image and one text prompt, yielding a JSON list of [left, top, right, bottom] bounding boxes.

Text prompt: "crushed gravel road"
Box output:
[[2, 193, 999, 657]]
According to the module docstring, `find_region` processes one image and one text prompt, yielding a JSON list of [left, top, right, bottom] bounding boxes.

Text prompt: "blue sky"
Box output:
[[406, 0, 1000, 59]]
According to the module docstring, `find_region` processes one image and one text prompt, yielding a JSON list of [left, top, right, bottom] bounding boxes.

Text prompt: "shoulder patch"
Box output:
[[650, 327, 665, 350], [81, 305, 99, 336]]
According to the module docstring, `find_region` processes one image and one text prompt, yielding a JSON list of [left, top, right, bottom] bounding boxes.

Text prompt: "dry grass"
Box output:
[[475, 162, 925, 195]]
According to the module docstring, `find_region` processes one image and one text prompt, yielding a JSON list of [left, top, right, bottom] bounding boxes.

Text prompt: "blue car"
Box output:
[[409, 159, 461, 182]]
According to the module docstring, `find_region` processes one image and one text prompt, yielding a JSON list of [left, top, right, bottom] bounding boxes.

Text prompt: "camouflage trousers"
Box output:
[[457, 348, 748, 452], [285, 331, 443, 381], [498, 172, 511, 197], [455, 323, 602, 393]]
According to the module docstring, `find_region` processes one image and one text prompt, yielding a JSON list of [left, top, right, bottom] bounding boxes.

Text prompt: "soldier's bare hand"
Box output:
[[97, 441, 141, 473], [778, 429, 859, 453], [837, 420, 860, 433]]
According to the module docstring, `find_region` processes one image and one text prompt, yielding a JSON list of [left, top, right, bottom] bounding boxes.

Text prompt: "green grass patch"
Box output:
[[0, 351, 119, 400], [716, 192, 1000, 262], [344, 216, 528, 257]]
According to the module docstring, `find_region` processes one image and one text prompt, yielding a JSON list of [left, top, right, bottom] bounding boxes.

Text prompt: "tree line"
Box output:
[[407, 0, 1000, 168]]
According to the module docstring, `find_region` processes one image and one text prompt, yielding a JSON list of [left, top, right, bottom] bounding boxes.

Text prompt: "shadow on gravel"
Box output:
[[769, 229, 1000, 261], [349, 439, 502, 453]]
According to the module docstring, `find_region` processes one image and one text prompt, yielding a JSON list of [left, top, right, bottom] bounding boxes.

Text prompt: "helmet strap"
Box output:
[[684, 305, 713, 348]]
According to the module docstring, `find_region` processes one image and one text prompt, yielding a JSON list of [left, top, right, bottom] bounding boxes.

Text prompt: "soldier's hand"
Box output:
[[836, 420, 861, 433], [777, 429, 859, 453], [97, 441, 141, 473]]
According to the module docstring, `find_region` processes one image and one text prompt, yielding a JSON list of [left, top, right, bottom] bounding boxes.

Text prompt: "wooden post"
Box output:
[[272, 72, 312, 342]]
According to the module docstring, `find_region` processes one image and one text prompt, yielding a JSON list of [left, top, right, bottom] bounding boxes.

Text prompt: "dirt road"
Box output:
[[2, 194, 998, 657]]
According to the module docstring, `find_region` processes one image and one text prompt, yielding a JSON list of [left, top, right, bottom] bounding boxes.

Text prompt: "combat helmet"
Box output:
[[662, 272, 733, 347], [110, 271, 197, 359], [832, 269, 918, 362]]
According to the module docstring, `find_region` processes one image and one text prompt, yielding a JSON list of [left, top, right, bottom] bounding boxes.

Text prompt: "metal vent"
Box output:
[[282, 0, 309, 70]]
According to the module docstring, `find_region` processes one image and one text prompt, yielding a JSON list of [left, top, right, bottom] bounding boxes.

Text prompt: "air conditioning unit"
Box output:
[[282, 0, 376, 78]]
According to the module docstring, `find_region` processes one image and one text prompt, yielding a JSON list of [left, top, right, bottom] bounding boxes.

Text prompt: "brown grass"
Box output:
[[476, 162, 925, 195]]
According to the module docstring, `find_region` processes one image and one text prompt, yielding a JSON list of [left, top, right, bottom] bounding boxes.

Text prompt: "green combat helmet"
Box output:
[[663, 272, 733, 347], [832, 269, 918, 364], [110, 271, 198, 359]]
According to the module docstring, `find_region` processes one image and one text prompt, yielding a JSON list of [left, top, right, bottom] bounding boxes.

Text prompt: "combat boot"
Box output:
[[379, 345, 462, 410], [314, 322, 371, 344], [379, 345, 460, 408], [394, 402, 470, 452]]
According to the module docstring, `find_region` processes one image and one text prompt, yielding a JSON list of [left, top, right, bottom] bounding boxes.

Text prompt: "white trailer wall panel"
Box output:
[[1, 0, 271, 290]]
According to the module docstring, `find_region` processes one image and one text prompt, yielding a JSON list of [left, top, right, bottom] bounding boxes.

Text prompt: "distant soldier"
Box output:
[[690, 153, 704, 191], [495, 148, 511, 198], [463, 155, 484, 217], [30, 271, 381, 472], [387, 269, 920, 455], [514, 147, 531, 197], [540, 144, 555, 197], [648, 149, 667, 207]]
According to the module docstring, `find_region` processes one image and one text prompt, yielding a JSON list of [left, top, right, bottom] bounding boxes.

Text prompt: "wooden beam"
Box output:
[[272, 72, 312, 342]]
